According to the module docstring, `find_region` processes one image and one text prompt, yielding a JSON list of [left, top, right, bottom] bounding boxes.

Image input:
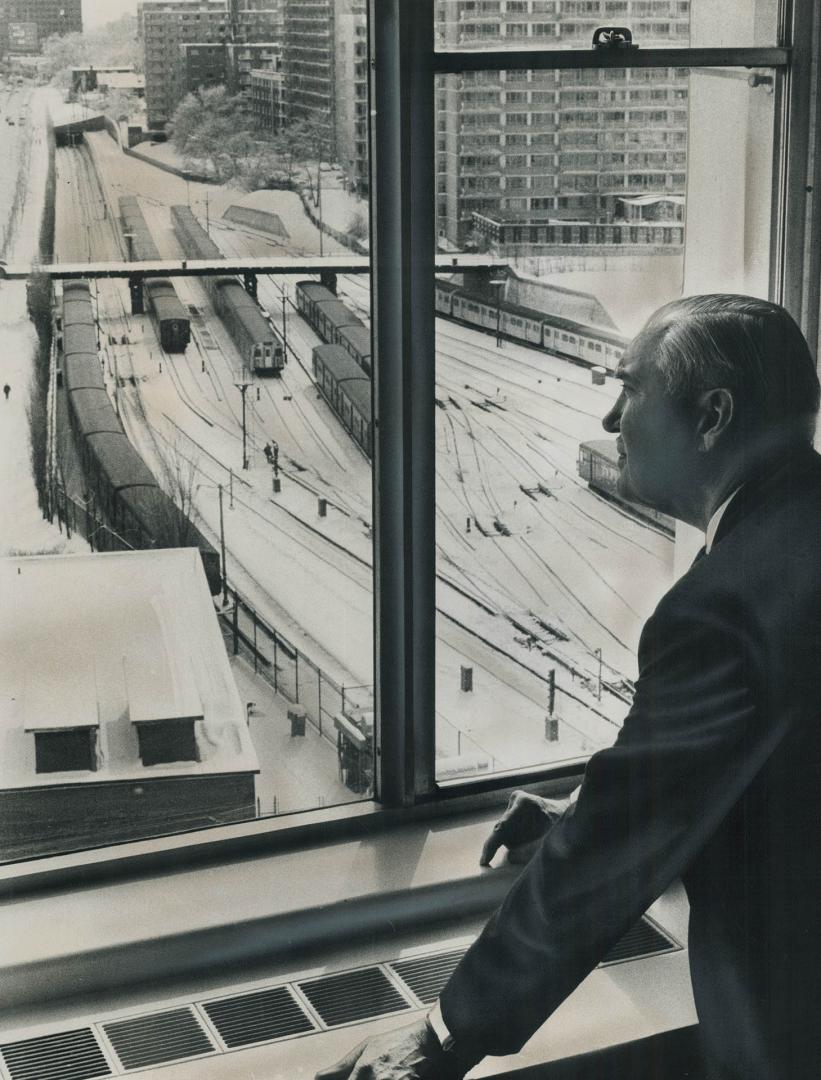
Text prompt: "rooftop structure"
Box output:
[[0, 548, 259, 859]]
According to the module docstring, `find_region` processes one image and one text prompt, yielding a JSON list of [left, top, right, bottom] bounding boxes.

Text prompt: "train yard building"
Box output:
[[0, 549, 259, 861]]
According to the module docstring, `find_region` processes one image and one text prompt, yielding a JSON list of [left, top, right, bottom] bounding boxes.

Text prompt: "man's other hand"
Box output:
[[480, 789, 569, 866], [315, 1018, 465, 1080]]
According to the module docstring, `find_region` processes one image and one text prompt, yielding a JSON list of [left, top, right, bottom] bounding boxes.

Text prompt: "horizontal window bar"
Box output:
[[434, 47, 790, 74]]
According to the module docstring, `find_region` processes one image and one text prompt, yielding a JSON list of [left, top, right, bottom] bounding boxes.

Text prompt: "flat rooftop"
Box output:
[[0, 549, 258, 789]]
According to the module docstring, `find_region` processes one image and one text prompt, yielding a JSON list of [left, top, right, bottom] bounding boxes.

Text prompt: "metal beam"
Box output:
[[433, 46, 790, 73]]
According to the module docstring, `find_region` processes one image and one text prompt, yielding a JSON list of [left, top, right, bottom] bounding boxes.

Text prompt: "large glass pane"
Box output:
[[434, 65, 775, 781], [434, 0, 780, 52], [2, 0, 375, 862]]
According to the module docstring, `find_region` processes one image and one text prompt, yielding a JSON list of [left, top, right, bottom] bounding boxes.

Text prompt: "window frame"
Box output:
[[371, 0, 821, 807], [4, 0, 820, 884]]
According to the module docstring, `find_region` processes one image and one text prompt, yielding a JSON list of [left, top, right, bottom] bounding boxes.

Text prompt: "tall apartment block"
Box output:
[[139, 0, 282, 129], [0, 0, 82, 55], [282, 0, 368, 194], [434, 0, 690, 252]]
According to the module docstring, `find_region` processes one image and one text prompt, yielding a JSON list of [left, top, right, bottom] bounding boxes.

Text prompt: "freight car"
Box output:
[[312, 344, 372, 458], [434, 278, 627, 374], [118, 196, 190, 352], [60, 282, 222, 592], [577, 439, 675, 536], [170, 204, 284, 374]]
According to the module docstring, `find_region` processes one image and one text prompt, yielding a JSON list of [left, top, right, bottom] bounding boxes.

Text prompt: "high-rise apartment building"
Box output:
[[282, 0, 368, 194], [434, 0, 690, 251], [0, 0, 82, 55], [139, 0, 282, 129]]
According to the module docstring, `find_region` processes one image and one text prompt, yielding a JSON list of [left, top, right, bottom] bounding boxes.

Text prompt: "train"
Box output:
[[118, 196, 191, 353], [312, 344, 372, 457], [170, 204, 285, 375], [59, 280, 223, 593], [296, 277, 632, 468], [296, 281, 372, 374], [578, 439, 675, 536], [434, 278, 627, 374]]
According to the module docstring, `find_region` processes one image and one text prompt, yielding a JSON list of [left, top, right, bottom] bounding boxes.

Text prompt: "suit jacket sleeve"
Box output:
[[439, 584, 790, 1059]]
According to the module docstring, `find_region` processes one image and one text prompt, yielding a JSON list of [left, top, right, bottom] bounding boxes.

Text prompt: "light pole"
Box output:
[[279, 284, 288, 358], [595, 647, 603, 701], [218, 483, 228, 606], [235, 373, 252, 470], [490, 277, 506, 348]]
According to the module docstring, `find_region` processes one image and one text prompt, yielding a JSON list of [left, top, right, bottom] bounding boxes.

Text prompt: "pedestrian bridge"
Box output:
[[0, 254, 506, 282]]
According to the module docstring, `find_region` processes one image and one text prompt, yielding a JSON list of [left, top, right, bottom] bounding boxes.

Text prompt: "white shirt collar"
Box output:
[[704, 487, 741, 553]]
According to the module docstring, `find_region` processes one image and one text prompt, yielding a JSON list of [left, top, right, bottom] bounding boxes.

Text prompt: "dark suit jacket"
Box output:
[[441, 445, 821, 1080]]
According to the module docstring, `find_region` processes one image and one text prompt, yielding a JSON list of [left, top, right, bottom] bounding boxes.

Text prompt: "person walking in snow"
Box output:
[[3, 384, 10, 400]]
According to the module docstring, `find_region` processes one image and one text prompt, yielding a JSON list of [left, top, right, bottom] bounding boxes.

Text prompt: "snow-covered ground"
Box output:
[[0, 87, 88, 559], [39, 122, 678, 784]]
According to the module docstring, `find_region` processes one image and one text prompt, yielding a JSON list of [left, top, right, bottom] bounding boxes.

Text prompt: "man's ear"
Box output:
[[696, 387, 734, 451]]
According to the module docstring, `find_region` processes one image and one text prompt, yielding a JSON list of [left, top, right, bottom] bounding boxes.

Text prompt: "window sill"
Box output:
[[0, 800, 696, 1077]]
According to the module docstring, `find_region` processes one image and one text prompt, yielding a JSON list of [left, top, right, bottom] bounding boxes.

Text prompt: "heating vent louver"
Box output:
[[390, 949, 466, 1005], [298, 967, 412, 1027], [203, 985, 316, 1049], [0, 1028, 111, 1080], [102, 1007, 215, 1072], [601, 917, 678, 966]]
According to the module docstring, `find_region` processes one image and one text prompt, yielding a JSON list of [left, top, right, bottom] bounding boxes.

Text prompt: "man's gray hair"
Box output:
[[634, 294, 820, 440]]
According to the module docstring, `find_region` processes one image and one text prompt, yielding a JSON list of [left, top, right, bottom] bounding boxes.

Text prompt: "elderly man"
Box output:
[[317, 295, 821, 1080]]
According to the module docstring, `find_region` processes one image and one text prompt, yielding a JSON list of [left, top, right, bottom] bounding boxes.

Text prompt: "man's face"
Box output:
[[602, 343, 698, 517]]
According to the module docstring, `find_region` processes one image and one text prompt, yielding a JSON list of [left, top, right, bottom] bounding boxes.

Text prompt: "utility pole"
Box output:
[[317, 151, 323, 257], [218, 483, 227, 606], [235, 373, 252, 469], [490, 277, 505, 348], [205, 189, 210, 235], [280, 287, 288, 357], [595, 647, 603, 701]]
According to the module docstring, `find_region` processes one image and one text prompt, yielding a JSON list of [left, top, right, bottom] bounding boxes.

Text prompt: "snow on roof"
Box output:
[[49, 103, 104, 128], [617, 194, 686, 206], [24, 657, 99, 732], [98, 72, 145, 90], [0, 549, 258, 789]]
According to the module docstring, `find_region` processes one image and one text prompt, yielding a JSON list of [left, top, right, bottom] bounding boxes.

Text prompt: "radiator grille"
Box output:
[[102, 1007, 215, 1071], [389, 949, 466, 1005], [3, 917, 679, 1077], [298, 967, 412, 1027], [0, 1028, 111, 1080], [203, 986, 315, 1049], [601, 917, 678, 965]]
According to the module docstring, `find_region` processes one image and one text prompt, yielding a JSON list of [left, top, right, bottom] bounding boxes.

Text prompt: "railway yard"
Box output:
[[41, 114, 677, 793]]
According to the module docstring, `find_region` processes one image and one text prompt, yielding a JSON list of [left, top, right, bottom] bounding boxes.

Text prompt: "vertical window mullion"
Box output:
[[776, 0, 821, 350], [370, 0, 437, 806]]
